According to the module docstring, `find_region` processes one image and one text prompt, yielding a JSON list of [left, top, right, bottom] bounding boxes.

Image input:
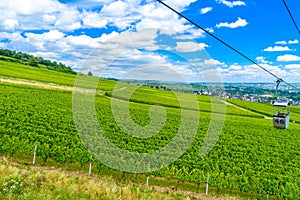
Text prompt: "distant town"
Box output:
[[121, 79, 300, 105]]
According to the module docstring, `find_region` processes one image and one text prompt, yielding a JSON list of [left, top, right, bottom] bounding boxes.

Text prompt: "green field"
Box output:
[[227, 99, 300, 123], [1, 60, 300, 199]]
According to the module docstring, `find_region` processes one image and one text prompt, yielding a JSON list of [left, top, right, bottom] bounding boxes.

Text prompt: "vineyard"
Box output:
[[1, 61, 300, 199], [227, 99, 300, 123]]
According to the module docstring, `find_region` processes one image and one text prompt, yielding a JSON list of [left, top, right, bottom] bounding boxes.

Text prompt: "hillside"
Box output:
[[0, 48, 76, 75], [2, 157, 238, 200], [1, 58, 300, 199]]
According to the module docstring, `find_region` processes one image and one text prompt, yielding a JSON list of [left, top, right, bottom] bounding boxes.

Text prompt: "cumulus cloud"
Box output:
[[101, 1, 129, 17], [216, 17, 248, 28], [277, 54, 300, 62], [30, 51, 61, 59], [43, 14, 57, 23], [216, 0, 245, 8], [288, 39, 299, 44], [175, 42, 208, 52], [203, 59, 225, 66], [275, 39, 299, 45], [263, 46, 292, 52], [3, 19, 19, 31], [82, 12, 108, 28], [0, 0, 80, 31], [139, 4, 173, 19], [229, 64, 242, 70], [285, 64, 300, 70], [275, 40, 287, 45], [256, 56, 269, 64], [3, 0, 64, 15], [205, 27, 214, 33], [201, 7, 213, 15], [66, 35, 100, 48], [162, 0, 197, 11]]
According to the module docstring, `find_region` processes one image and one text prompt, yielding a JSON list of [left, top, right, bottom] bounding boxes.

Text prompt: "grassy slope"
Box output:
[[2, 157, 234, 200], [1, 59, 300, 199], [0, 59, 117, 91]]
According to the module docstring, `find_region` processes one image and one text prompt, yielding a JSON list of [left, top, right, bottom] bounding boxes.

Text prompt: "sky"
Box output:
[[0, 0, 299, 83]]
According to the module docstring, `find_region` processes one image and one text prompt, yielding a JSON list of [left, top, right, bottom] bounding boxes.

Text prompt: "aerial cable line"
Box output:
[[156, 0, 299, 91], [282, 0, 300, 34]]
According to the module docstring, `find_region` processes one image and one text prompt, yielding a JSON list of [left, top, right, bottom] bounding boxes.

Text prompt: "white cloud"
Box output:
[[285, 64, 300, 70], [4, 0, 64, 15], [162, 0, 197, 11], [43, 14, 57, 23], [275, 39, 299, 45], [203, 59, 225, 66], [216, 0, 245, 8], [101, 0, 129, 17], [201, 7, 213, 15], [0, 0, 78, 31], [134, 3, 201, 38], [82, 12, 108, 28], [288, 39, 299, 44], [206, 27, 214, 33], [0, 32, 23, 41], [256, 56, 269, 64], [3, 19, 19, 31], [277, 54, 300, 62], [136, 18, 193, 35], [221, 63, 287, 82], [216, 17, 248, 28], [108, 29, 158, 50], [175, 42, 208, 52], [66, 35, 99, 48], [275, 40, 287, 45], [97, 31, 120, 43], [25, 30, 64, 41], [229, 64, 242, 70], [30, 51, 61, 60], [54, 8, 82, 31], [24, 30, 65, 50], [139, 4, 173, 20], [263, 46, 292, 52]]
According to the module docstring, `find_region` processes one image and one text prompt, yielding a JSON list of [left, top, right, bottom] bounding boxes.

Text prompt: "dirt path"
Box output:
[[0, 77, 97, 94], [0, 77, 75, 91], [221, 100, 272, 120]]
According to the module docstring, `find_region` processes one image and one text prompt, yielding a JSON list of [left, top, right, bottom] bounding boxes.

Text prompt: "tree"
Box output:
[[88, 71, 93, 76]]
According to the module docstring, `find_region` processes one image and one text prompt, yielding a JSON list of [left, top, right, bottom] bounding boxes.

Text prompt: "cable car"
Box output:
[[273, 99, 290, 129], [272, 78, 291, 129]]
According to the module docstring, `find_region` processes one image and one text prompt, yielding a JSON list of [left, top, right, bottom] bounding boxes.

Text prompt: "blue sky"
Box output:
[[0, 0, 299, 82]]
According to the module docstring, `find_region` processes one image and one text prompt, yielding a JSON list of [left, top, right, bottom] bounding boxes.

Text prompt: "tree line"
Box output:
[[0, 48, 76, 75]]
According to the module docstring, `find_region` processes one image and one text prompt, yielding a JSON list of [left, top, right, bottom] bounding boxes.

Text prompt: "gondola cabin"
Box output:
[[273, 100, 290, 129]]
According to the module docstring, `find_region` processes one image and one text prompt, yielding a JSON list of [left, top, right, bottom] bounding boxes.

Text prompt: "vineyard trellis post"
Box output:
[[32, 145, 37, 165], [146, 163, 151, 186], [206, 173, 210, 195], [89, 157, 92, 175]]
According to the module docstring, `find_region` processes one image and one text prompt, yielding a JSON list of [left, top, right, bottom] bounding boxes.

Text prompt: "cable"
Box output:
[[282, 0, 300, 34], [156, 0, 299, 91]]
